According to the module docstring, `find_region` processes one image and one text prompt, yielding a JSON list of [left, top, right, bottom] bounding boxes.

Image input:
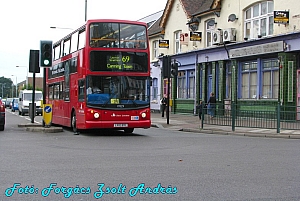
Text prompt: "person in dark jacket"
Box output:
[[196, 100, 203, 120], [160, 95, 168, 117], [207, 92, 216, 118]]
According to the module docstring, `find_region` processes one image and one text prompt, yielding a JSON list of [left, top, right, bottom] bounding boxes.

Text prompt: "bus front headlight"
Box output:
[[94, 113, 100, 119], [141, 112, 146, 118]]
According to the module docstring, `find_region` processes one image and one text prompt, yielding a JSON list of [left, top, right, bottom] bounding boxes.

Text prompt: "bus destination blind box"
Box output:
[[39, 40, 53, 67]]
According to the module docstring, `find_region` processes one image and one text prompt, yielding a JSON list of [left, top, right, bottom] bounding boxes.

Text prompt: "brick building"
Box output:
[[18, 77, 43, 91]]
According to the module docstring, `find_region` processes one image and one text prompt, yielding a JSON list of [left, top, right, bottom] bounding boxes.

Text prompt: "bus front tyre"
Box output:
[[124, 128, 134, 134]]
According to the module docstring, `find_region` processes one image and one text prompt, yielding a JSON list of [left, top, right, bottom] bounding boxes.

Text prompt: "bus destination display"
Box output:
[[107, 55, 133, 70]]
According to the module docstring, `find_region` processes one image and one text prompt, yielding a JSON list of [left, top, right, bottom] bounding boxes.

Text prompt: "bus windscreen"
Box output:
[[86, 75, 150, 109]]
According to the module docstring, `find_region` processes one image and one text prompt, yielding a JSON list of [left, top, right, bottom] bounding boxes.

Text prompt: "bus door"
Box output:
[[76, 79, 86, 128]]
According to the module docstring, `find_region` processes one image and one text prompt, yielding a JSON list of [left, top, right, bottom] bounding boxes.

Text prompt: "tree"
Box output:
[[0, 76, 13, 98]]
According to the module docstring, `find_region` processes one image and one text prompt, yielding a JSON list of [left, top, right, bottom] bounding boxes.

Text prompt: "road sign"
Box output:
[[43, 104, 52, 126]]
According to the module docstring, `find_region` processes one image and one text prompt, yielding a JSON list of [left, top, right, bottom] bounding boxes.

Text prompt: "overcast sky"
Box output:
[[0, 0, 167, 84]]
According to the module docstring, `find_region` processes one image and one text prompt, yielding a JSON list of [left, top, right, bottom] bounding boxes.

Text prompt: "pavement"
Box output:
[[17, 112, 300, 139], [150, 112, 300, 139]]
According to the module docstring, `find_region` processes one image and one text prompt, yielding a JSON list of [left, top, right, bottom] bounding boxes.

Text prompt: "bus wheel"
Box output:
[[71, 112, 77, 133], [124, 128, 134, 133]]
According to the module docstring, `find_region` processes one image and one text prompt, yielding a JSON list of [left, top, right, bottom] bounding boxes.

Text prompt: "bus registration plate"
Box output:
[[114, 124, 128, 127]]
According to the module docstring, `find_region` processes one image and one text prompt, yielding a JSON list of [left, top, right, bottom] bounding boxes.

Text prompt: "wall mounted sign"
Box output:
[[190, 32, 202, 41], [180, 33, 189, 45], [229, 41, 284, 58], [159, 40, 169, 48], [274, 11, 289, 24]]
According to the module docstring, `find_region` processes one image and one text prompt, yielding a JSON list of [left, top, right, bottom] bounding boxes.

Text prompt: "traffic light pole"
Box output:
[[29, 49, 40, 124], [31, 72, 36, 123], [166, 56, 172, 124], [162, 55, 173, 125], [167, 68, 170, 125]]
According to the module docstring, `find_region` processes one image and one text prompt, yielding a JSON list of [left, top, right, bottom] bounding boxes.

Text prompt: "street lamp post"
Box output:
[[50, 27, 73, 30], [16, 66, 28, 89], [85, 0, 87, 21]]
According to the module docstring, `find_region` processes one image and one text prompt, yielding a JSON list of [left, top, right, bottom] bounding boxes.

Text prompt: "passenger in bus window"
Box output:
[[135, 43, 140, 48], [139, 42, 145, 49], [128, 43, 134, 48]]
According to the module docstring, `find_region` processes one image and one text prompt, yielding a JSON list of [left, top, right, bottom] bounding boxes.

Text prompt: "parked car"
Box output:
[[2, 98, 6, 106], [5, 98, 13, 108], [11, 98, 19, 112], [0, 99, 5, 131]]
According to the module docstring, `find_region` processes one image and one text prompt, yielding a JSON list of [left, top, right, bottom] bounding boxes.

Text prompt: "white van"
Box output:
[[18, 90, 43, 116]]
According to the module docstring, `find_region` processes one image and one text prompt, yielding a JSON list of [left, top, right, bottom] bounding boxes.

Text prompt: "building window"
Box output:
[[241, 61, 258, 99], [262, 59, 279, 99], [152, 40, 159, 60], [188, 71, 195, 99], [152, 78, 158, 100], [244, 1, 274, 39], [178, 71, 186, 98], [174, 31, 182, 54], [206, 19, 215, 47]]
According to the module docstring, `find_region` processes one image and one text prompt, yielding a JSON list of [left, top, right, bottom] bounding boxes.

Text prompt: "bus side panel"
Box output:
[[76, 102, 86, 129], [51, 100, 65, 126], [62, 101, 71, 127]]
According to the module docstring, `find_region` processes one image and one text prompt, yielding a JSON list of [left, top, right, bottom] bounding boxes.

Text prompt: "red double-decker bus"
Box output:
[[46, 19, 151, 133]]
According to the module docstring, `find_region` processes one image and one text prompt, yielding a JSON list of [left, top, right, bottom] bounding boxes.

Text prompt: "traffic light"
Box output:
[[162, 55, 171, 78], [171, 62, 178, 77], [29, 50, 40, 73], [40, 40, 53, 67]]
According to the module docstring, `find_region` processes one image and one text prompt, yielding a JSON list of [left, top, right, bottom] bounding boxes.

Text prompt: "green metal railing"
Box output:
[[201, 102, 300, 133]]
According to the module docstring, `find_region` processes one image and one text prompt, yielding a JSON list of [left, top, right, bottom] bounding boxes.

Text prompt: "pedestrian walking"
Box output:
[[160, 95, 168, 118], [207, 92, 216, 119], [196, 100, 203, 120]]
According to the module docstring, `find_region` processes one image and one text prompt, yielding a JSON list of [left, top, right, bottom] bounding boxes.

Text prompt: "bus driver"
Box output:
[[87, 79, 101, 94]]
